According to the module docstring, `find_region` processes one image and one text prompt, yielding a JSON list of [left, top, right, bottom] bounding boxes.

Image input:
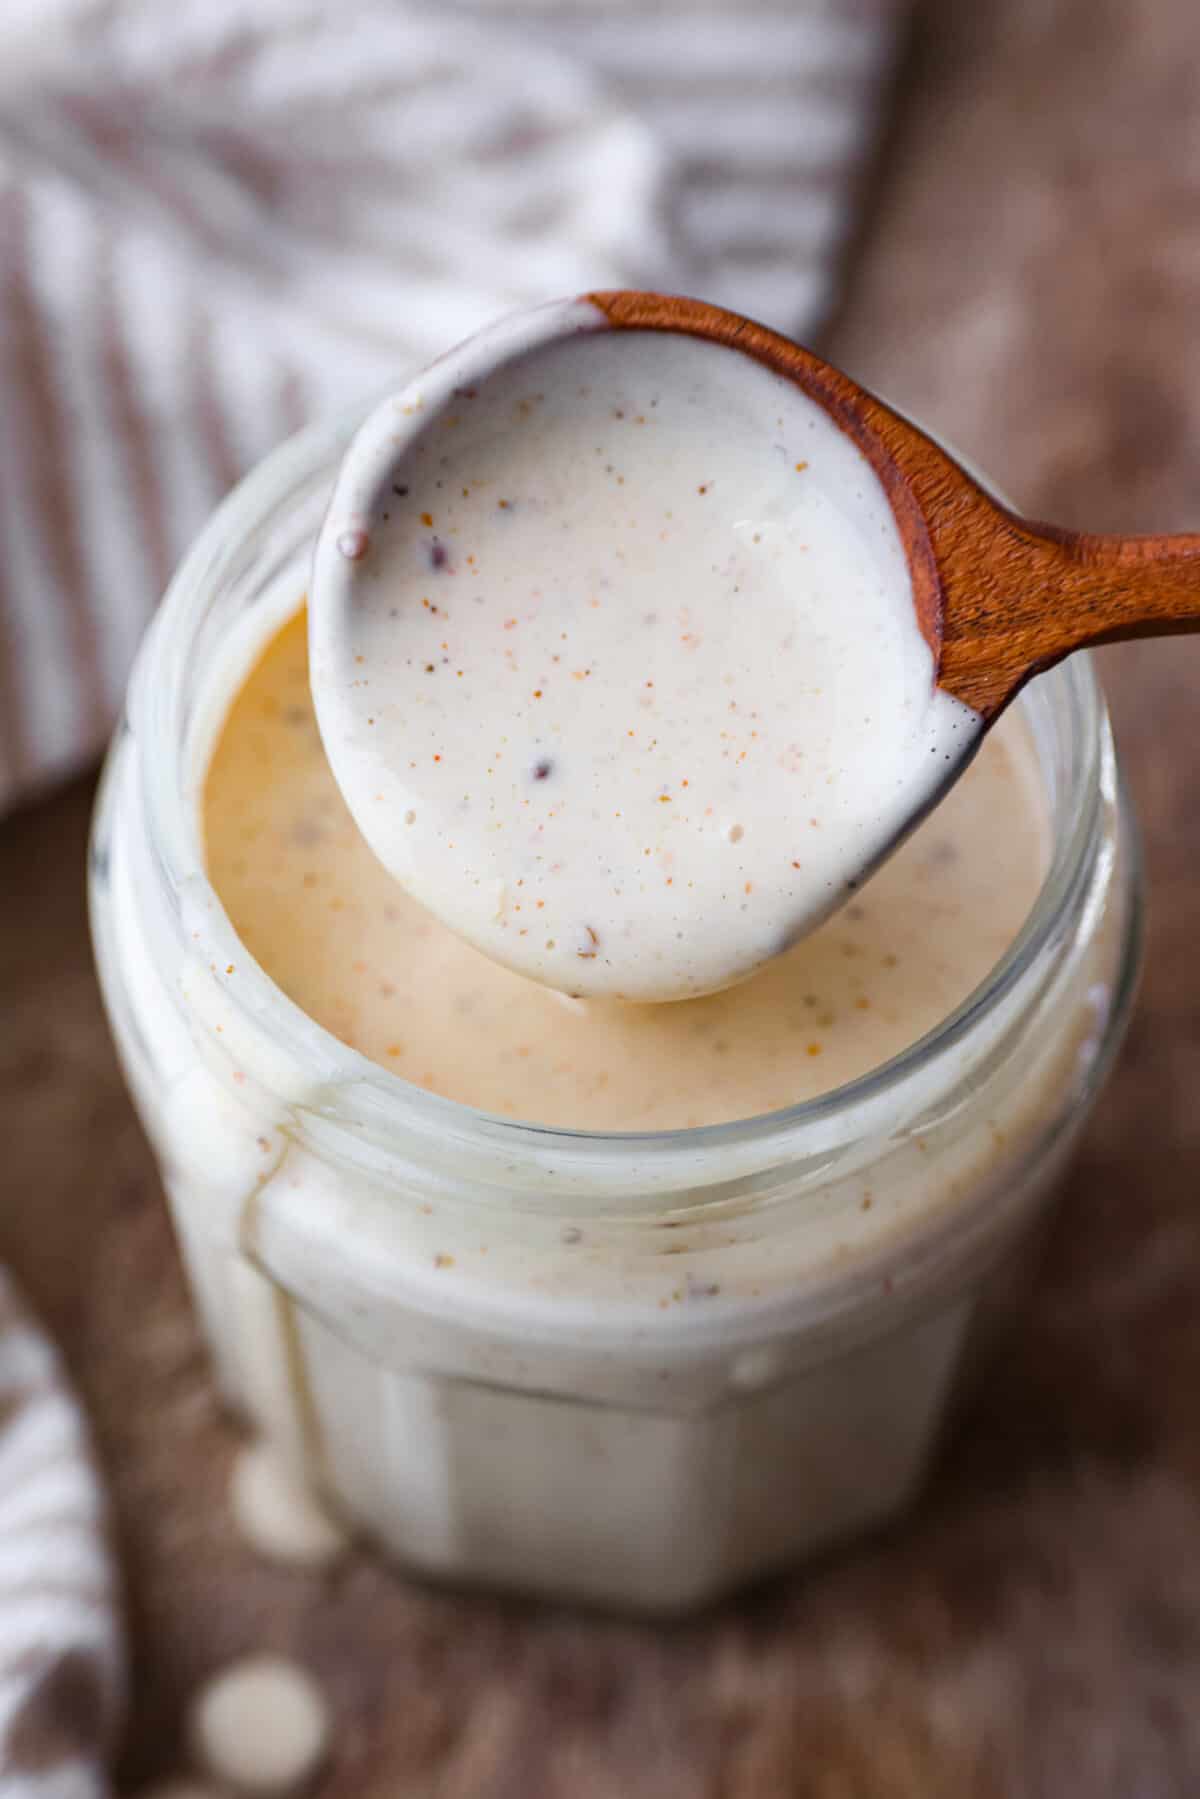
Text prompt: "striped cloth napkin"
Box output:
[[0, 1271, 124, 1795], [0, 0, 906, 812]]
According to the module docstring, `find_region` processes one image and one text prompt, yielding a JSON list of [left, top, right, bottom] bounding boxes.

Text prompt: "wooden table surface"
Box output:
[[4, 2, 1200, 1793]]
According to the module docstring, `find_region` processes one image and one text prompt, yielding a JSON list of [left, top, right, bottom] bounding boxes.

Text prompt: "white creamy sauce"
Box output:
[[311, 307, 979, 1001], [229, 1439, 350, 1570], [188, 1656, 331, 1797]]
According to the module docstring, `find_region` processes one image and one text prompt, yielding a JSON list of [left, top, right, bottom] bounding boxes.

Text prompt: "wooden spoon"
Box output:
[[311, 289, 1194, 999], [592, 290, 1200, 720]]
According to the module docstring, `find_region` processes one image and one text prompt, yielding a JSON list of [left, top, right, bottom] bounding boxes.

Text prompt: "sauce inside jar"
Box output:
[[204, 608, 1046, 1132]]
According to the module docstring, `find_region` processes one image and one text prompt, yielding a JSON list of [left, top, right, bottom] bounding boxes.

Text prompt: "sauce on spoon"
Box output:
[[311, 300, 978, 1001]]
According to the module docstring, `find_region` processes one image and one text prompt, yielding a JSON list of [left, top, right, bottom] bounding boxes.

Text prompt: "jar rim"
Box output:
[[132, 401, 1138, 1192]]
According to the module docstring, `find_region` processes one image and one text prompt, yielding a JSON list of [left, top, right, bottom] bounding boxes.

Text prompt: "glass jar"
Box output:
[[89, 404, 1141, 1616]]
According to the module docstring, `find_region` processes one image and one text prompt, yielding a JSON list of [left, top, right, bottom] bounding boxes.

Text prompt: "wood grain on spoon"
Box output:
[[591, 291, 1200, 718]]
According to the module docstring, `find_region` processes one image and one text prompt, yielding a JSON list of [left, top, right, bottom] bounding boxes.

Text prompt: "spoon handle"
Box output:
[[935, 511, 1200, 717]]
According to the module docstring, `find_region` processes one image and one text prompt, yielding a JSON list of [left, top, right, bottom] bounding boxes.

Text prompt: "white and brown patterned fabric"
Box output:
[[0, 1271, 124, 1797], [0, 0, 907, 816]]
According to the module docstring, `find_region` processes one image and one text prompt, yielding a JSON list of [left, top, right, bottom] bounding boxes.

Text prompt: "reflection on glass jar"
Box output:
[[89, 408, 1141, 1615]]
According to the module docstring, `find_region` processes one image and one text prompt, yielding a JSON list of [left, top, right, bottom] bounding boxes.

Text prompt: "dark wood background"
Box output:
[[3, 2, 1200, 1792]]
